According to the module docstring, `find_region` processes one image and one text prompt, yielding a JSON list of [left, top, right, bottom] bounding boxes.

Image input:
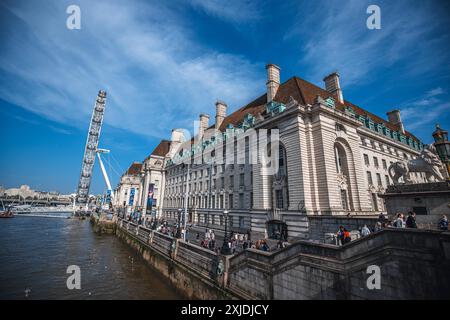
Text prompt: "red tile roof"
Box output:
[[211, 76, 417, 141], [151, 140, 171, 157], [125, 162, 142, 176]]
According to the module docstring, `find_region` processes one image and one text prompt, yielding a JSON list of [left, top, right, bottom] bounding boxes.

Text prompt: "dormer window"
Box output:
[[325, 97, 335, 108], [266, 101, 286, 116]]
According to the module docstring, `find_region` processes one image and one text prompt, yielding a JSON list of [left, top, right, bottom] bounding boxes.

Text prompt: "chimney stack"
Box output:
[[199, 113, 210, 137], [323, 72, 344, 104], [215, 100, 227, 130], [387, 110, 405, 134], [266, 64, 280, 103]]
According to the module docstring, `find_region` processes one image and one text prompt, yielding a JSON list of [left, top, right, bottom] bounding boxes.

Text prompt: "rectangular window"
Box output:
[[340, 189, 348, 210], [239, 216, 245, 228], [412, 207, 427, 215], [371, 193, 379, 211], [220, 177, 224, 189], [275, 190, 283, 209], [373, 157, 379, 168], [376, 173, 382, 186], [229, 175, 234, 189], [219, 195, 224, 208], [382, 159, 387, 170], [367, 171, 373, 185], [364, 154, 370, 166], [385, 175, 390, 186], [239, 173, 245, 187], [239, 193, 244, 208], [229, 194, 234, 209], [250, 192, 253, 208]]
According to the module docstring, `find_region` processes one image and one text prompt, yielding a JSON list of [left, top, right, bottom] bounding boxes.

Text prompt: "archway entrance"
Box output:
[[266, 220, 288, 241]]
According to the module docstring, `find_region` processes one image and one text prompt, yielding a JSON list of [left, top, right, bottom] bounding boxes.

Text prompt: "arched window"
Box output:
[[274, 144, 289, 210], [334, 141, 353, 211]]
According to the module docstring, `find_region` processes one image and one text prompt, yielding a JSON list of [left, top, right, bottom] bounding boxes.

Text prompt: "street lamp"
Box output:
[[221, 210, 231, 255], [177, 208, 182, 238], [432, 124, 450, 179]]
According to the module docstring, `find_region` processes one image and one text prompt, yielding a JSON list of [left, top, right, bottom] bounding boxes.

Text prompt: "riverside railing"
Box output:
[[116, 218, 222, 284]]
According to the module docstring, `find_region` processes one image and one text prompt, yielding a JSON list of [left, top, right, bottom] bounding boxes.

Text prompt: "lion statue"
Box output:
[[388, 144, 445, 184]]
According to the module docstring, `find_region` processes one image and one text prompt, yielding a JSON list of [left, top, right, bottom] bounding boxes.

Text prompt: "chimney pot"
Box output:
[[215, 100, 227, 130], [199, 113, 210, 137], [386, 110, 405, 134], [323, 72, 344, 104], [266, 64, 280, 103]]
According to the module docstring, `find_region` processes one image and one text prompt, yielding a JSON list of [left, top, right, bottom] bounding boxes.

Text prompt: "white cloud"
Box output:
[[288, 0, 449, 86], [0, 0, 264, 140], [401, 89, 450, 132], [187, 0, 262, 23]]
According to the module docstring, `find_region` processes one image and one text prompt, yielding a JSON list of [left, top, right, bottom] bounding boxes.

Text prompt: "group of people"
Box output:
[[381, 212, 448, 231], [336, 212, 449, 246]]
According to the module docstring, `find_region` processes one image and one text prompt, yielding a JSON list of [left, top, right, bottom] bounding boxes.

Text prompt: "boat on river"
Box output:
[[0, 208, 14, 218]]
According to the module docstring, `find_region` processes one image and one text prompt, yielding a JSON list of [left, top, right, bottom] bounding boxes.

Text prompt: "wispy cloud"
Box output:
[[0, 0, 263, 140], [401, 87, 450, 132], [187, 0, 262, 23], [288, 0, 450, 86]]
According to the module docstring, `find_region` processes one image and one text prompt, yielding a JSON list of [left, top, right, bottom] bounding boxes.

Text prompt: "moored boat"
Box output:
[[0, 209, 14, 218]]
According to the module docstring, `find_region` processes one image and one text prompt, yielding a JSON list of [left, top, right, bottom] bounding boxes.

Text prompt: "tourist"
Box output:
[[336, 226, 347, 245], [196, 232, 200, 240], [361, 224, 371, 237], [261, 240, 269, 251], [393, 213, 406, 228], [374, 222, 383, 232], [438, 215, 449, 231], [277, 240, 283, 249], [343, 228, 351, 244], [211, 230, 215, 241], [406, 211, 418, 228]]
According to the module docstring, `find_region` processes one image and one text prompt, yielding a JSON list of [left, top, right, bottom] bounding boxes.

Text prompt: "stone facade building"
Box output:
[[117, 64, 426, 240], [113, 162, 142, 213], [139, 140, 171, 219]]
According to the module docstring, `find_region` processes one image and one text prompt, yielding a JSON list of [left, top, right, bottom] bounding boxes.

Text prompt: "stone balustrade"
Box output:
[[115, 217, 450, 300]]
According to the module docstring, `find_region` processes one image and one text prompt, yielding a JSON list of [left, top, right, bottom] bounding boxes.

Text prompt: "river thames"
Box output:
[[0, 216, 182, 299]]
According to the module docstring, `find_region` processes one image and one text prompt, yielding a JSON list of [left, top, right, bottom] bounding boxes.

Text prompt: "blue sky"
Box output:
[[1, 0, 449, 194]]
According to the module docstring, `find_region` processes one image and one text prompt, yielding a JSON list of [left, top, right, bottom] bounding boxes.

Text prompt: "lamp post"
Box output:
[[432, 124, 450, 180], [177, 208, 182, 238], [141, 163, 149, 226], [221, 210, 231, 255], [182, 163, 190, 241]]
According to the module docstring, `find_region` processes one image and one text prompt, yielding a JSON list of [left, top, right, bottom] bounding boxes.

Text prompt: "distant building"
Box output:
[[113, 162, 142, 213]]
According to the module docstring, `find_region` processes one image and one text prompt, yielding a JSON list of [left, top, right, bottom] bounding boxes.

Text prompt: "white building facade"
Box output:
[[118, 64, 427, 240]]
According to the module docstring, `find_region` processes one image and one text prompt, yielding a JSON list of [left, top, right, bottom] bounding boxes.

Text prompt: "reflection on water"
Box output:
[[0, 216, 182, 300]]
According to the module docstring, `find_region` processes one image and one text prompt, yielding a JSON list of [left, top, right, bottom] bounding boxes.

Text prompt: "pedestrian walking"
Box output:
[[393, 213, 406, 228], [438, 215, 449, 230], [361, 224, 371, 237], [406, 211, 417, 228]]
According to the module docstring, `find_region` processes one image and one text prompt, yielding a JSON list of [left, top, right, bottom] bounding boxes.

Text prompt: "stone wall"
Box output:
[[382, 182, 450, 226], [308, 215, 379, 242], [227, 228, 450, 299], [116, 219, 238, 300], [115, 218, 450, 300]]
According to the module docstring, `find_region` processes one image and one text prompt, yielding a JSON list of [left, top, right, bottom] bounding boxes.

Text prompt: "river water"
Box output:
[[0, 215, 182, 299]]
